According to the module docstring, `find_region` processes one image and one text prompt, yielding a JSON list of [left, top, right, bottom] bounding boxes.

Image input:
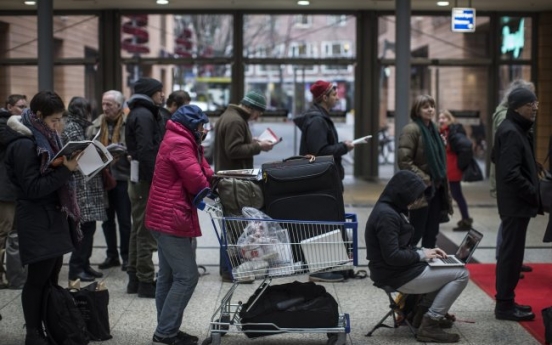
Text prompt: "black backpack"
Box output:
[[42, 283, 90, 345]]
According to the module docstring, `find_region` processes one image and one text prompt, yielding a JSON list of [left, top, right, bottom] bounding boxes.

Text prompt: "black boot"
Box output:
[[25, 328, 49, 345], [417, 315, 460, 343], [138, 281, 156, 298], [127, 271, 139, 294]]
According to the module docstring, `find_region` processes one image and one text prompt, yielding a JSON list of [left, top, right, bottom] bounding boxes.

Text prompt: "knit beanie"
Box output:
[[240, 90, 267, 112], [133, 78, 163, 97], [508, 88, 537, 110], [310, 80, 334, 102]]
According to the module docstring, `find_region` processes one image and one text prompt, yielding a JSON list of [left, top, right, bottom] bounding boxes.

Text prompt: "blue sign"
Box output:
[[451, 8, 476, 33]]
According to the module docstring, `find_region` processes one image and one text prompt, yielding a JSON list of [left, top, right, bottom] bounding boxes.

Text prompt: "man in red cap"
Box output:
[[293, 80, 354, 283]]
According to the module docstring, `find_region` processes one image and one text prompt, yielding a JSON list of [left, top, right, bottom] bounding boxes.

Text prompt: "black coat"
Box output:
[[125, 95, 166, 183], [4, 118, 74, 265], [365, 170, 428, 289], [447, 123, 473, 171], [492, 109, 540, 217], [0, 109, 18, 202], [293, 104, 348, 181]]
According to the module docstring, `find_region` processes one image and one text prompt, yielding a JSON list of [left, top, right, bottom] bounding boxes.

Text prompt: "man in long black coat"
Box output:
[[493, 88, 540, 321]]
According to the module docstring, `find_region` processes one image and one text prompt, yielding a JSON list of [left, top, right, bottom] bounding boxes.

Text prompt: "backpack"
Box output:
[[43, 283, 90, 345]]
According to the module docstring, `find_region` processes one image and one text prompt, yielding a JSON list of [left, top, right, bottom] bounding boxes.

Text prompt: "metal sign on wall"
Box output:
[[451, 7, 476, 32]]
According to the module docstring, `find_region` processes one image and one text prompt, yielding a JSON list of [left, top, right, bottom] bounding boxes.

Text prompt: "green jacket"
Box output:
[[213, 104, 261, 171]]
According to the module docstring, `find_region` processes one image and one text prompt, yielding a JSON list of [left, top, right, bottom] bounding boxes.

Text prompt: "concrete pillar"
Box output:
[[395, 0, 411, 172], [37, 0, 54, 91]]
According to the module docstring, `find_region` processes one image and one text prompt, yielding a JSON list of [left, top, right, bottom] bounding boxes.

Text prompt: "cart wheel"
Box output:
[[201, 336, 212, 345], [326, 335, 339, 345], [327, 332, 337, 338], [214, 314, 231, 336]]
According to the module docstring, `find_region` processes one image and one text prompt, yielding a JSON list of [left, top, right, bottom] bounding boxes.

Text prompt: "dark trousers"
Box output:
[[449, 181, 470, 220], [410, 191, 441, 248], [102, 180, 131, 262], [495, 216, 530, 308], [22, 256, 63, 330], [69, 221, 96, 277]]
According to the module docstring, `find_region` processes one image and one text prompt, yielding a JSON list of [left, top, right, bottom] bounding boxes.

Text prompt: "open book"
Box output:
[[257, 127, 282, 145], [54, 131, 113, 180]]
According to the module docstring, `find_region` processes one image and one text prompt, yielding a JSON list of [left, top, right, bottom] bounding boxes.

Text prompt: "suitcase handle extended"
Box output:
[[283, 155, 316, 163]]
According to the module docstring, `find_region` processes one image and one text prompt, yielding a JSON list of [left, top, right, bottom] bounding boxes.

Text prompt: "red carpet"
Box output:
[[468, 263, 552, 344]]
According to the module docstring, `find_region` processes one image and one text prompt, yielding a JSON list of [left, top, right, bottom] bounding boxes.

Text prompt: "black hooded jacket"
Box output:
[[293, 104, 348, 181], [365, 170, 429, 289], [0, 109, 18, 201], [492, 108, 540, 217], [125, 94, 166, 183]]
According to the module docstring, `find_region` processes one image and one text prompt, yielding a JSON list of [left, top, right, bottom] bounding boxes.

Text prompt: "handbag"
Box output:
[[213, 177, 264, 216], [71, 281, 112, 341], [462, 158, 483, 182], [101, 168, 117, 191]]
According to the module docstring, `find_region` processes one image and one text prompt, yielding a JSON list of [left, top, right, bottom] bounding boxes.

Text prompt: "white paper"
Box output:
[[130, 160, 139, 183], [77, 140, 114, 180], [257, 127, 282, 144], [352, 135, 372, 145]]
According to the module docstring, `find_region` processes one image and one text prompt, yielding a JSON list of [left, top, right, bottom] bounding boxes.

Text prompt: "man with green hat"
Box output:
[[214, 89, 274, 282]]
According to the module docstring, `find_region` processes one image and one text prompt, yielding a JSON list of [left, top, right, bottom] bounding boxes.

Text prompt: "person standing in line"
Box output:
[[0, 94, 29, 289], [125, 77, 166, 298], [62, 97, 107, 282], [437, 110, 473, 231], [145, 105, 212, 345], [293, 80, 354, 283], [88, 90, 131, 272], [166, 90, 191, 115], [397, 94, 453, 249], [493, 88, 540, 322], [4, 91, 80, 345], [3, 94, 28, 115], [490, 79, 535, 276], [214, 90, 273, 282]]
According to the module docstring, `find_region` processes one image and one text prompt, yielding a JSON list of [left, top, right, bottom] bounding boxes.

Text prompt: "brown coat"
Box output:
[[397, 122, 453, 213]]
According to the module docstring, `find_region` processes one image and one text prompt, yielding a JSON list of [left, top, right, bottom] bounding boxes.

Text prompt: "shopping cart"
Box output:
[[194, 188, 358, 345]]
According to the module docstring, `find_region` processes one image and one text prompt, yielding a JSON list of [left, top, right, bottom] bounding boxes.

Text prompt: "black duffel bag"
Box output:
[[239, 281, 339, 338]]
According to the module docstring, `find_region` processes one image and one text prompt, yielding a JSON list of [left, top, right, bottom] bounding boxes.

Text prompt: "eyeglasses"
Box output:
[[526, 101, 539, 108]]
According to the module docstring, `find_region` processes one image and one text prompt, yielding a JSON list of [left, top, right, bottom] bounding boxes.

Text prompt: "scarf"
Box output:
[[415, 118, 447, 184], [21, 110, 81, 223], [99, 112, 123, 146]]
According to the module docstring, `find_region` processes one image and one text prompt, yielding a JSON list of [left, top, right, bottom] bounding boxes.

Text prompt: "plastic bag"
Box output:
[[237, 208, 293, 267]]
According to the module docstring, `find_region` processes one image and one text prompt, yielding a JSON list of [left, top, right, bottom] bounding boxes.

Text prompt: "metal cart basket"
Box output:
[[194, 188, 358, 345]]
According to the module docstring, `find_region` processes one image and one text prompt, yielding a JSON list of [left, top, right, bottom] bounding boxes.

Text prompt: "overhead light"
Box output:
[[156, 0, 169, 4], [437, 1, 450, 6], [297, 0, 310, 5], [24, 1, 36, 5]]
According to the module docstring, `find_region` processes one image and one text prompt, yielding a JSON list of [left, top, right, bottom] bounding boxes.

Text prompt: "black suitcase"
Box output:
[[261, 155, 345, 222], [239, 281, 339, 338]]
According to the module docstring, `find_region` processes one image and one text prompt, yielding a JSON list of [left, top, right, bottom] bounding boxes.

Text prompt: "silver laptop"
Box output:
[[300, 229, 352, 273], [428, 228, 483, 267]]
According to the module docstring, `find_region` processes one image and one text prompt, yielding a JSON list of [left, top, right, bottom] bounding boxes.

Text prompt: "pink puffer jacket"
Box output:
[[145, 120, 213, 237]]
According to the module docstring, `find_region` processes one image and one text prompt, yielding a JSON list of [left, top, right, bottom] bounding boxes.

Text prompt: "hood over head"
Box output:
[[378, 170, 428, 211]]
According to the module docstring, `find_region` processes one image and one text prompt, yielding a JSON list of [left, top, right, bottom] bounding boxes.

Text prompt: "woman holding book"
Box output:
[[61, 96, 107, 282], [4, 90, 80, 345], [144, 104, 213, 345]]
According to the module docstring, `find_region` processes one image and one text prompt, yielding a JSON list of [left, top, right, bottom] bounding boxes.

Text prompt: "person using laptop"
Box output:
[[365, 170, 469, 343]]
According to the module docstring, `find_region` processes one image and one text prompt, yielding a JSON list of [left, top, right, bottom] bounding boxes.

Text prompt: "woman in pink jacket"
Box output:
[[145, 104, 213, 345]]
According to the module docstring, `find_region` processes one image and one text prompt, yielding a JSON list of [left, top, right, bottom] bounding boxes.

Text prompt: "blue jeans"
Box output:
[[151, 231, 199, 338]]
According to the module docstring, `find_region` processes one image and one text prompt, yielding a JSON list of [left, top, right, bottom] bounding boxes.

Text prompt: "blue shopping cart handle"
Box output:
[[193, 187, 214, 209]]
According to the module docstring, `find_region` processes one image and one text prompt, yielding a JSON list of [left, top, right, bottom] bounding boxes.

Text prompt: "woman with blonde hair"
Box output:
[[398, 94, 453, 248], [438, 110, 473, 231]]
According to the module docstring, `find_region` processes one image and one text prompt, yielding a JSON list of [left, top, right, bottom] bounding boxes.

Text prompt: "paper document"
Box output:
[[352, 135, 372, 145], [258, 128, 282, 145], [215, 168, 262, 180], [130, 160, 139, 183]]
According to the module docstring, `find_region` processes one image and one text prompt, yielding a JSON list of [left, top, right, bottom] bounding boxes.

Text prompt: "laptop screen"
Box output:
[[455, 228, 484, 263]]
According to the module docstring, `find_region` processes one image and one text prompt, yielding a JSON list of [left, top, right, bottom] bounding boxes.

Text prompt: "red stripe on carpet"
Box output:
[[468, 263, 552, 344]]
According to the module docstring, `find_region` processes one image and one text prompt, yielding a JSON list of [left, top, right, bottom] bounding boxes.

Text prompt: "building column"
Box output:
[[395, 0, 411, 173], [37, 0, 53, 91], [536, 12, 552, 163]]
